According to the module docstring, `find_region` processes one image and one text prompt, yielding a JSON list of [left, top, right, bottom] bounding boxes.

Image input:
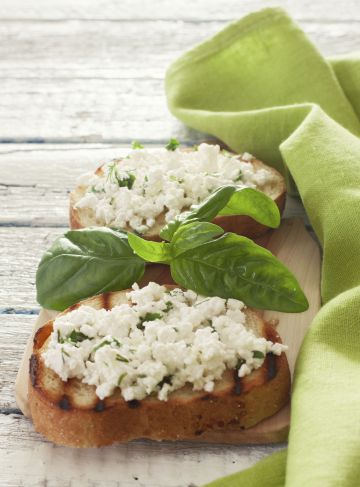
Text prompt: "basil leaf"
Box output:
[[160, 185, 236, 241], [128, 232, 172, 263], [253, 351, 265, 359], [218, 188, 280, 228], [171, 221, 224, 257], [36, 227, 145, 311], [170, 233, 309, 313]]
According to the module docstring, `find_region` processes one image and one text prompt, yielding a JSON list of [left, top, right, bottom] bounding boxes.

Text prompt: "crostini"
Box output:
[[29, 282, 290, 447]]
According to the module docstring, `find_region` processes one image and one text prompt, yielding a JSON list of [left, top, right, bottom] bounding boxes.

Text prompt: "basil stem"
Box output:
[[160, 185, 236, 241], [160, 185, 280, 241], [127, 233, 172, 263]]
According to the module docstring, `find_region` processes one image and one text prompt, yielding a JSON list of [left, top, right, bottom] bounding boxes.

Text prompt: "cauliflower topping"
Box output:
[[43, 282, 287, 402], [75, 143, 275, 234]]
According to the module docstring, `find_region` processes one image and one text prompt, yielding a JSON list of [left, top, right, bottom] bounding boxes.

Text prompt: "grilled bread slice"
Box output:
[[70, 153, 286, 240], [29, 288, 290, 447]]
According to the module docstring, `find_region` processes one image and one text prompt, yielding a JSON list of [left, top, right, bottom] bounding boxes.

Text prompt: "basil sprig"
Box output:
[[160, 185, 280, 241], [36, 185, 307, 313], [36, 228, 145, 311], [128, 222, 308, 313]]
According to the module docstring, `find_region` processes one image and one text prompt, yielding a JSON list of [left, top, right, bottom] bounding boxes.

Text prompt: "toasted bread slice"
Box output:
[[70, 153, 286, 240], [29, 288, 290, 447]]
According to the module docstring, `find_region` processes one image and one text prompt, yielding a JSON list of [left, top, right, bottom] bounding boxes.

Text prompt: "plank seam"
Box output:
[[0, 408, 23, 416], [0, 17, 358, 24]]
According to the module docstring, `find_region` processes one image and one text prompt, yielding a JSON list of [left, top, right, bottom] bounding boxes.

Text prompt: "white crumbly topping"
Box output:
[[43, 283, 287, 402], [75, 143, 274, 234]]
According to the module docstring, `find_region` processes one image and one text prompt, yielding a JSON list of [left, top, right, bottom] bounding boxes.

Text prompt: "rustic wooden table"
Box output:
[[0, 1, 358, 486]]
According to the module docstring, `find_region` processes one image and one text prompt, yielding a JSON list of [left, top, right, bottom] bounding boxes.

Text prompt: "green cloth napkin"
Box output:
[[165, 8, 360, 487]]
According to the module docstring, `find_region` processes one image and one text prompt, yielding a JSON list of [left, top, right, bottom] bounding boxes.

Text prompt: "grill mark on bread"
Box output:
[[58, 396, 71, 410], [267, 353, 277, 380], [33, 323, 53, 350], [200, 394, 213, 401], [94, 401, 106, 412], [29, 354, 39, 387], [127, 400, 140, 409], [233, 370, 242, 395], [102, 292, 112, 310]]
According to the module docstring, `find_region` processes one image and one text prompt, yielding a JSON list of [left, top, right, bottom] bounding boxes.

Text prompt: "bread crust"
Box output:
[[28, 289, 290, 447], [70, 154, 286, 240]]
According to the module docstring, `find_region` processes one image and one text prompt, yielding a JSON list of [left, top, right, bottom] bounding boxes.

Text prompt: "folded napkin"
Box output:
[[165, 8, 360, 487]]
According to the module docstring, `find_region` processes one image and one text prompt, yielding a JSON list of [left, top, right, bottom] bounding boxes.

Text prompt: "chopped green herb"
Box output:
[[253, 351, 265, 359], [165, 138, 180, 151], [92, 340, 111, 353], [107, 161, 118, 182], [169, 175, 184, 183], [61, 348, 70, 358], [117, 373, 127, 386], [137, 312, 163, 330], [144, 175, 149, 182], [90, 185, 105, 193], [132, 140, 144, 149], [68, 330, 89, 343], [112, 337, 122, 347], [107, 162, 136, 189], [158, 375, 173, 388], [117, 172, 136, 189], [57, 330, 65, 344], [116, 353, 129, 363], [163, 301, 173, 313], [194, 298, 211, 307], [234, 170, 242, 182], [169, 289, 183, 297], [236, 358, 245, 370], [222, 149, 234, 158]]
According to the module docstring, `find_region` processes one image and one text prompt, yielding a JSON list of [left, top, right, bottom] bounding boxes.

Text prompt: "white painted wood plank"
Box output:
[[0, 18, 357, 77], [0, 413, 284, 487], [0, 315, 35, 409], [0, 0, 358, 21], [0, 227, 63, 311], [0, 20, 357, 77], [0, 20, 358, 142]]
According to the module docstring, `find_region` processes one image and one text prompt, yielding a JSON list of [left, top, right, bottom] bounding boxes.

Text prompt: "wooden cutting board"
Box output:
[[15, 218, 321, 444]]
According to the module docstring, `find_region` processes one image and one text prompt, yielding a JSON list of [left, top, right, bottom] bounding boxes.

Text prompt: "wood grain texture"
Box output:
[[0, 0, 359, 21], [0, 414, 284, 487], [0, 227, 62, 311], [0, 20, 358, 142], [0, 315, 35, 410]]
